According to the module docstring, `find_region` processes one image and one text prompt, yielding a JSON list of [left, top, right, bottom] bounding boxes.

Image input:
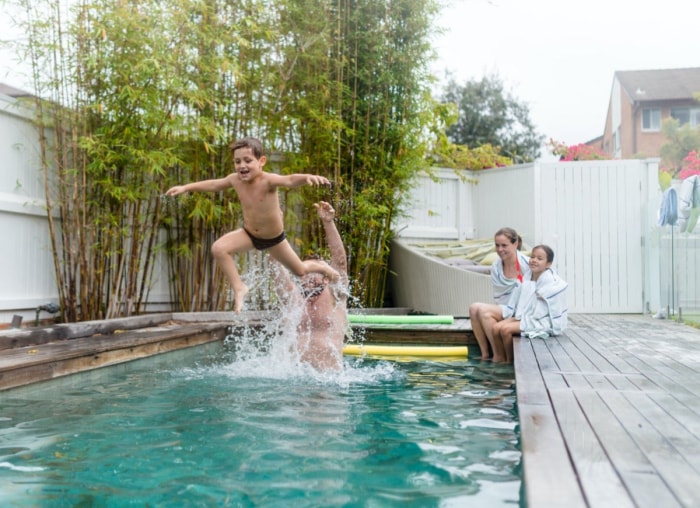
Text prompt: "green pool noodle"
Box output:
[[348, 314, 454, 325]]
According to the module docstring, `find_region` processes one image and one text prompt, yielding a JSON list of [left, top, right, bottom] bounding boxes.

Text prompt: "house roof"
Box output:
[[615, 67, 700, 103], [0, 83, 33, 98]]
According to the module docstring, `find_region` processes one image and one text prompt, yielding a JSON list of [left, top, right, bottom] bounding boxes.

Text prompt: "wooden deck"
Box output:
[[515, 313, 700, 508]]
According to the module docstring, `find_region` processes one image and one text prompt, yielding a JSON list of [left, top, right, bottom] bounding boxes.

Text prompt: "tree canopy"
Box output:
[[441, 74, 543, 163]]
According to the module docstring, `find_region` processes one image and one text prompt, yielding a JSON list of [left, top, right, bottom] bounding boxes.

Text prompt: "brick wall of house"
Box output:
[[634, 120, 665, 158], [619, 92, 633, 157]]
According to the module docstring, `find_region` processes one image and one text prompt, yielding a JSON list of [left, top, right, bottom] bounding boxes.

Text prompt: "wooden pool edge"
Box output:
[[0, 310, 476, 391]]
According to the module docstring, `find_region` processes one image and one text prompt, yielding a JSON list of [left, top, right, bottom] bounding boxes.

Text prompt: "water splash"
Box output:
[[193, 258, 395, 386]]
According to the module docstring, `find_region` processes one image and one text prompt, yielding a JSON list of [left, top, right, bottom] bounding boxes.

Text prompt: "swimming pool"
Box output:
[[0, 340, 521, 506]]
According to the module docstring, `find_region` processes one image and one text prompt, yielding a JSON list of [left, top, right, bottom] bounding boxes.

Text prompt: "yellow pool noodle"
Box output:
[[343, 344, 468, 358]]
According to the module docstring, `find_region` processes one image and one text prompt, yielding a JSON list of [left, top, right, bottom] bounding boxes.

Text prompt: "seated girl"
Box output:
[[490, 244, 568, 363]]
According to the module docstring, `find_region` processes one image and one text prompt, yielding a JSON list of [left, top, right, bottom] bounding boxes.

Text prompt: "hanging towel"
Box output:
[[677, 175, 700, 232], [658, 187, 678, 226]]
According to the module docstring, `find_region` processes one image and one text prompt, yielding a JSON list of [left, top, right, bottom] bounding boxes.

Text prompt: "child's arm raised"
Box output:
[[166, 175, 235, 196], [268, 173, 331, 189]]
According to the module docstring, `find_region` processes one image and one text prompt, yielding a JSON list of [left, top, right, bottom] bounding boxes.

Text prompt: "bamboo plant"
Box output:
[[18, 0, 440, 320]]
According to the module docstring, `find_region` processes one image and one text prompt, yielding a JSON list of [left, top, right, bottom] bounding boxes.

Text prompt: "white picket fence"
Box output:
[[395, 160, 699, 315], [0, 95, 57, 324], [0, 95, 171, 325]]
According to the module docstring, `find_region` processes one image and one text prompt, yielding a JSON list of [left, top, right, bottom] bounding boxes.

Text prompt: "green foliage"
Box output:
[[659, 118, 700, 174], [426, 98, 512, 170], [20, 0, 440, 316], [431, 142, 512, 170], [441, 73, 544, 163]]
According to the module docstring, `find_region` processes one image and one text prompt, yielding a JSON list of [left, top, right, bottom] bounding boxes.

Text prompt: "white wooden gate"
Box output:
[[534, 161, 649, 313]]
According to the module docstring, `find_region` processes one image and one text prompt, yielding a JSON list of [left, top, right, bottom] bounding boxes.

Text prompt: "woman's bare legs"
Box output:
[[469, 302, 503, 360]]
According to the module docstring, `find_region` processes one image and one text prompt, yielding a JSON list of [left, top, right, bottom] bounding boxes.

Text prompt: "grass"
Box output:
[[681, 312, 700, 329]]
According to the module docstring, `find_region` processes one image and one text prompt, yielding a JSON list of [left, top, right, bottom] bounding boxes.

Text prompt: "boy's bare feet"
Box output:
[[322, 265, 340, 283], [304, 260, 340, 282], [233, 284, 249, 313]]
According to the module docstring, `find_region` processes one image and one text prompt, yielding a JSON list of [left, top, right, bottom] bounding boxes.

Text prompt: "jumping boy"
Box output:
[[165, 137, 339, 313]]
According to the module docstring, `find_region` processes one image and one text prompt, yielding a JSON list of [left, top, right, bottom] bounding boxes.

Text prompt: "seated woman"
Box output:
[[469, 227, 531, 360], [491, 244, 568, 363]]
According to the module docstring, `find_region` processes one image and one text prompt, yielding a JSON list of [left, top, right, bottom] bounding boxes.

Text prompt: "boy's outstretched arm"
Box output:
[[165, 175, 234, 196], [270, 173, 331, 189]]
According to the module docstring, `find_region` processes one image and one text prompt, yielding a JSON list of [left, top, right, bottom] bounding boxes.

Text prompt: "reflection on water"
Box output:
[[0, 336, 521, 507]]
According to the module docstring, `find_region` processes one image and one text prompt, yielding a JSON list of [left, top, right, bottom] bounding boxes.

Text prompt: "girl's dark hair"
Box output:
[[229, 137, 264, 158], [494, 227, 523, 250], [532, 244, 555, 263]]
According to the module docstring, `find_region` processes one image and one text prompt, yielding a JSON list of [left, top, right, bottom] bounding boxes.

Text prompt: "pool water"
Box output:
[[0, 340, 521, 507]]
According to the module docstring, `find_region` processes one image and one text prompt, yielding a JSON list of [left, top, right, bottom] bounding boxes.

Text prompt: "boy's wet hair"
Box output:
[[531, 244, 555, 263], [230, 137, 264, 159]]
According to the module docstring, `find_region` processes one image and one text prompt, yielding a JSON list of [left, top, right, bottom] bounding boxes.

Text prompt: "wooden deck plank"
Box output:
[[0, 323, 230, 391], [621, 391, 700, 473], [516, 314, 700, 508], [596, 390, 700, 507], [514, 338, 587, 507], [646, 391, 700, 439], [547, 387, 635, 508], [518, 401, 587, 508], [573, 389, 682, 508], [530, 338, 578, 390], [567, 330, 636, 374], [513, 335, 550, 405]]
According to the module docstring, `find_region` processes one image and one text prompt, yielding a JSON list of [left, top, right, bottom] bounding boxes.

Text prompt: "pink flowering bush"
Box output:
[[547, 139, 611, 161], [677, 150, 700, 180]]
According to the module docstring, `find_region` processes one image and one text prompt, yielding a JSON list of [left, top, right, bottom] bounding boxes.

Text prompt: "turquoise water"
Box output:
[[0, 341, 521, 507]]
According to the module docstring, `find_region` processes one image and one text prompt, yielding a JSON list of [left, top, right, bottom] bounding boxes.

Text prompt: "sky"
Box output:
[[431, 0, 699, 157], [1, 0, 698, 160]]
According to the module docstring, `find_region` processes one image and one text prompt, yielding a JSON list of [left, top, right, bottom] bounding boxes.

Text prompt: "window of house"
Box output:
[[692, 108, 700, 127], [670, 107, 700, 127], [641, 108, 661, 131], [613, 128, 620, 153]]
